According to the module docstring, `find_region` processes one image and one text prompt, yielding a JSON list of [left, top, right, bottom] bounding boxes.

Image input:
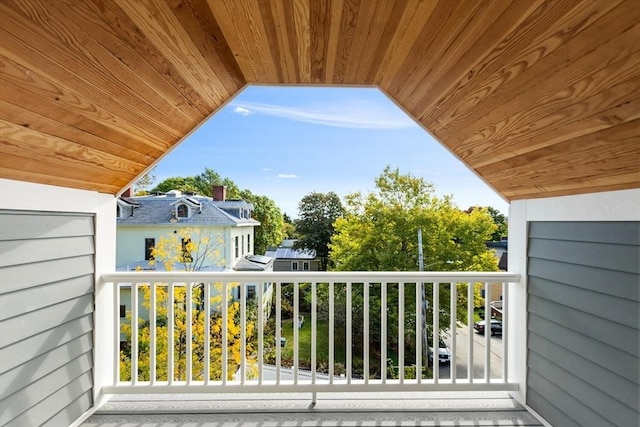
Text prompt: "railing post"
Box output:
[[484, 282, 491, 382], [131, 283, 138, 385], [381, 282, 387, 384], [468, 282, 474, 383], [415, 282, 422, 384], [276, 281, 281, 385], [113, 281, 120, 385], [432, 282, 439, 383], [450, 282, 457, 383], [328, 282, 334, 383], [364, 282, 369, 383], [346, 282, 352, 384], [293, 281, 299, 384], [150, 283, 156, 384], [502, 281, 509, 382], [222, 282, 228, 384], [398, 282, 404, 383], [186, 282, 193, 384], [168, 282, 174, 384], [204, 282, 211, 384]]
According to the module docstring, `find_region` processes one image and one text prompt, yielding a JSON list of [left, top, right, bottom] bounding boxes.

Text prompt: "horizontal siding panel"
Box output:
[[0, 235, 95, 267], [527, 371, 611, 427], [529, 221, 640, 245], [526, 388, 581, 427], [0, 315, 93, 374], [529, 238, 639, 274], [529, 314, 638, 385], [0, 211, 94, 241], [43, 391, 93, 427], [529, 276, 639, 329], [529, 257, 639, 302], [529, 352, 636, 427], [0, 295, 93, 348], [529, 332, 638, 410], [529, 294, 638, 356], [0, 332, 92, 399], [0, 275, 93, 321], [0, 354, 92, 425], [5, 371, 93, 427], [0, 254, 94, 294]]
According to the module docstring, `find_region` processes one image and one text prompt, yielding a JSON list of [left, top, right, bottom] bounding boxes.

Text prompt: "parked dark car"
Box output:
[[473, 319, 502, 336]]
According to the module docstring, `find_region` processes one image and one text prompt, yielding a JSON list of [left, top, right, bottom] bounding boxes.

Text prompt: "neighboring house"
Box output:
[[264, 239, 321, 272], [116, 187, 258, 271], [116, 188, 273, 343]]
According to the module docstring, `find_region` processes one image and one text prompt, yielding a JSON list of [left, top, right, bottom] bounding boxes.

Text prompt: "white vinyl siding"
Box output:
[[527, 221, 639, 427], [0, 210, 95, 426]]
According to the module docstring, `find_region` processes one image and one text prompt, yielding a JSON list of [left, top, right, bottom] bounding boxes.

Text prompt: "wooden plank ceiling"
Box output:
[[1, 0, 638, 200]]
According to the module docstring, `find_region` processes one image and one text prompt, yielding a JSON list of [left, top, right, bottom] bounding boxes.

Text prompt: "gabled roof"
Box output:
[[1, 1, 638, 199], [116, 194, 259, 227]]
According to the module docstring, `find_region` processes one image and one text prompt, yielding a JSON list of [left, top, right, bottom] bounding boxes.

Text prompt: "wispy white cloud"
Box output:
[[261, 167, 273, 172], [277, 174, 298, 179], [230, 99, 416, 129], [233, 106, 252, 116]]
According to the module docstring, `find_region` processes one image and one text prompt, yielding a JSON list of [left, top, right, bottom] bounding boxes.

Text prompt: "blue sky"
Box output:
[[152, 86, 509, 218]]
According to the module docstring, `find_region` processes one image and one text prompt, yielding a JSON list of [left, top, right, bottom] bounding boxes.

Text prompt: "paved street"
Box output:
[[437, 324, 503, 380]]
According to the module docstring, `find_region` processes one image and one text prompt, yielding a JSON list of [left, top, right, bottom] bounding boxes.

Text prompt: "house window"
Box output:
[[235, 236, 239, 258], [120, 305, 126, 318], [177, 204, 188, 218], [291, 261, 299, 271], [145, 238, 155, 260], [303, 261, 310, 271], [247, 285, 256, 300], [247, 234, 251, 253], [241, 235, 245, 255], [181, 238, 193, 262]]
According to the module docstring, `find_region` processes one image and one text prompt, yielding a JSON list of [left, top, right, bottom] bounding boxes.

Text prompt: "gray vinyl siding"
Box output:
[[527, 221, 639, 427], [0, 210, 95, 426]]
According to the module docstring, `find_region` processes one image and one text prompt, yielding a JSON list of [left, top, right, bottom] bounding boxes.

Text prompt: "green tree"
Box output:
[[282, 213, 298, 240], [466, 206, 508, 241], [151, 176, 199, 194], [294, 191, 344, 270], [193, 168, 241, 198], [327, 167, 498, 369], [240, 189, 284, 255]]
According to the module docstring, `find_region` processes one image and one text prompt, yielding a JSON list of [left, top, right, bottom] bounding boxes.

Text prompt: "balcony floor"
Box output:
[[82, 391, 543, 426]]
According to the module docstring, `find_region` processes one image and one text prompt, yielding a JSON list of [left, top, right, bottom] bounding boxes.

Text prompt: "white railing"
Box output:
[[101, 271, 519, 394]]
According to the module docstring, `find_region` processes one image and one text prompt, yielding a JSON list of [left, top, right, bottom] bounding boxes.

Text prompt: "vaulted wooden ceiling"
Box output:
[[1, 0, 638, 199]]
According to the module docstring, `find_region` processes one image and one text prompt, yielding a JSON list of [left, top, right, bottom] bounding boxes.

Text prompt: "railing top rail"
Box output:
[[102, 271, 520, 284]]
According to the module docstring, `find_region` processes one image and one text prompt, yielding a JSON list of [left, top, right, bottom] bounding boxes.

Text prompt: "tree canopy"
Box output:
[[294, 191, 344, 270], [322, 167, 499, 371], [466, 206, 508, 241], [330, 167, 498, 272]]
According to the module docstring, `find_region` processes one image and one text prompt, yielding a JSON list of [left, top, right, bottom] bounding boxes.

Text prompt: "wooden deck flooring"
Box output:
[[82, 391, 544, 426]]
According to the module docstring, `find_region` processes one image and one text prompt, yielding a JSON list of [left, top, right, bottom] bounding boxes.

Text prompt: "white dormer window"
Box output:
[[177, 204, 189, 218]]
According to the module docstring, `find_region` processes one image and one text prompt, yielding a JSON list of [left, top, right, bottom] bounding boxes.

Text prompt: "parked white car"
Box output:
[[428, 338, 452, 364]]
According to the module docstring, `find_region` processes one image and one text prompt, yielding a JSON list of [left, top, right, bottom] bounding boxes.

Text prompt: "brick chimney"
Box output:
[[212, 185, 226, 201], [121, 187, 132, 197]]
